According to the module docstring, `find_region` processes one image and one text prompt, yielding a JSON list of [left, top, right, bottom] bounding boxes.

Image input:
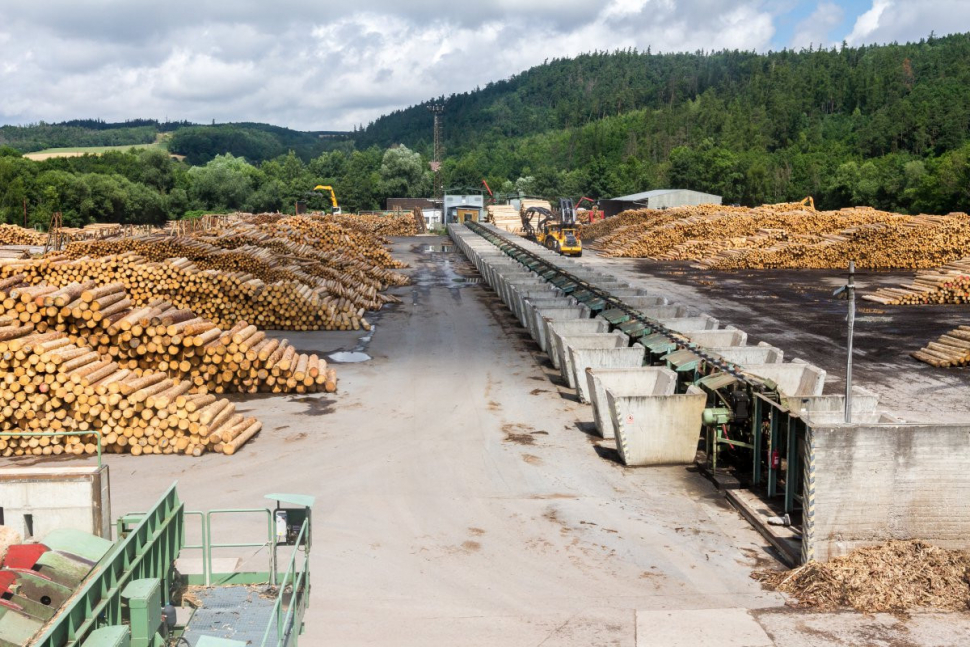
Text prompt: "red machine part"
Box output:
[[2, 545, 48, 572]]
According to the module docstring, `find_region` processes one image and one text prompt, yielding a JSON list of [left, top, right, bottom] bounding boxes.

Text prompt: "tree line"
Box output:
[[0, 144, 430, 228]]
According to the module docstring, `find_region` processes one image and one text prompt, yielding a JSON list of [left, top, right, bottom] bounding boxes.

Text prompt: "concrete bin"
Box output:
[[638, 305, 689, 320], [624, 296, 668, 309], [659, 316, 719, 333], [569, 345, 648, 404], [520, 297, 573, 330], [528, 303, 588, 345], [710, 343, 784, 365], [557, 333, 629, 388], [743, 362, 826, 396], [547, 319, 610, 369], [781, 387, 880, 419], [586, 367, 677, 438], [608, 386, 708, 466], [511, 289, 562, 325], [685, 329, 748, 347], [535, 306, 591, 353]]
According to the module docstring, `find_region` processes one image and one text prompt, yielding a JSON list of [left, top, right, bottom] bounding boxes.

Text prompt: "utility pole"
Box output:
[[427, 103, 444, 221], [833, 261, 856, 422]]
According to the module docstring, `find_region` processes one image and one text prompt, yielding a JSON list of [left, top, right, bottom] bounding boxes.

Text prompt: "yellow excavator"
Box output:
[[313, 185, 342, 214], [521, 198, 582, 257]]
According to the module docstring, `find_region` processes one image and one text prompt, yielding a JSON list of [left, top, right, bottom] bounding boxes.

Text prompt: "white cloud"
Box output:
[[0, 1, 966, 131], [846, 0, 892, 44], [790, 1, 844, 50], [845, 0, 970, 46]]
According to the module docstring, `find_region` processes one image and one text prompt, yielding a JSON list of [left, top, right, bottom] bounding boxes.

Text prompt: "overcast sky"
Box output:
[[0, 1, 967, 131]]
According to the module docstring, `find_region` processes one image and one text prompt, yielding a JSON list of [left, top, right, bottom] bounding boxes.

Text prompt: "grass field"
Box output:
[[23, 142, 165, 160]]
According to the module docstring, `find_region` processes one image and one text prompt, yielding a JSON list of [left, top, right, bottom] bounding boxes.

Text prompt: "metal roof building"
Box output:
[[600, 189, 722, 218]]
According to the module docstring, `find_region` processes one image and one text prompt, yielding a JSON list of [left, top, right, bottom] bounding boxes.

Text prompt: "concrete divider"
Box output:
[[608, 386, 707, 466], [743, 362, 826, 396], [535, 306, 591, 353], [569, 345, 648, 404], [586, 367, 677, 438], [547, 320, 610, 369], [685, 329, 748, 347], [710, 343, 784, 365], [557, 333, 629, 388]]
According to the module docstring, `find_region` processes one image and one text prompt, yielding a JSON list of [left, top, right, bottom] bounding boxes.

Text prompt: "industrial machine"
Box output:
[[0, 481, 314, 647], [481, 179, 494, 205], [520, 199, 582, 257], [312, 185, 341, 214], [574, 197, 604, 224]]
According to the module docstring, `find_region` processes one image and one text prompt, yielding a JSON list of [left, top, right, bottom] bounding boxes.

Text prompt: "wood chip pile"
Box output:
[[487, 205, 522, 233], [865, 258, 970, 305], [584, 203, 970, 270], [755, 540, 970, 612], [25, 216, 409, 331]]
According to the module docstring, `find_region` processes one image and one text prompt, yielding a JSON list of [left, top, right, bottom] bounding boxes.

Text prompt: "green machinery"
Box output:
[[466, 220, 809, 521], [2, 483, 313, 647]]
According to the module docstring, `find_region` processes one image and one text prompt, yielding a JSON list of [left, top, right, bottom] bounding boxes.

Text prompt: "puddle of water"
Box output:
[[423, 245, 455, 253], [328, 351, 372, 363]]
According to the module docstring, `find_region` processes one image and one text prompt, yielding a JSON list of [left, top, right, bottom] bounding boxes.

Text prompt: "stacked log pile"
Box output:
[[36, 216, 409, 331], [0, 225, 45, 246], [0, 323, 261, 458], [912, 326, 970, 367], [520, 199, 551, 216], [585, 203, 970, 271], [865, 258, 970, 305], [487, 205, 522, 233], [0, 276, 337, 394], [330, 212, 421, 237]]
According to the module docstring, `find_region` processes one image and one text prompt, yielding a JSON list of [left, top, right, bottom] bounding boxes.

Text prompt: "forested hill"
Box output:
[[358, 34, 970, 213], [362, 34, 970, 156]]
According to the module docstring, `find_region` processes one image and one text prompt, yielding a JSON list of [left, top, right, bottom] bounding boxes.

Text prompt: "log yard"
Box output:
[[1, 196, 970, 647], [4, 11, 970, 646]]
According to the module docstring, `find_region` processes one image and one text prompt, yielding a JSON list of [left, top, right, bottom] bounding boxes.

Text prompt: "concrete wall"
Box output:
[[608, 386, 707, 466], [804, 423, 970, 563], [586, 367, 677, 438], [0, 466, 111, 539]]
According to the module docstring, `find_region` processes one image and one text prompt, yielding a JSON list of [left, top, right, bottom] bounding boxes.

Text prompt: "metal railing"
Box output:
[[260, 518, 311, 647]]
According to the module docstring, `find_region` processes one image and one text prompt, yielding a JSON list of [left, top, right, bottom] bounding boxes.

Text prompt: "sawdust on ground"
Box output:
[[754, 540, 970, 612]]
